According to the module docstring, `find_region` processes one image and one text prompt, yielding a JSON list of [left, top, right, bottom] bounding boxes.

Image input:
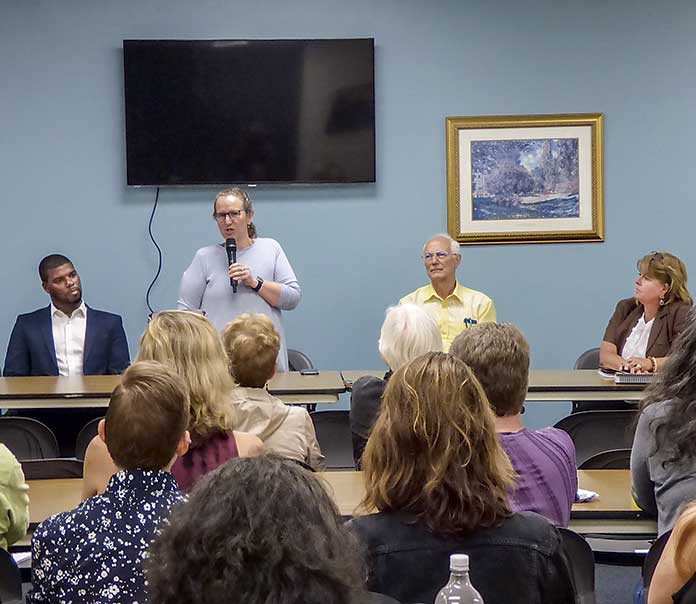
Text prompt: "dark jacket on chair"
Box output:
[[348, 511, 576, 604], [3, 305, 130, 376], [603, 298, 691, 358]]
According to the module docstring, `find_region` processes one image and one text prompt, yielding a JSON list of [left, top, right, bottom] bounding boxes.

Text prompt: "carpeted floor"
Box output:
[[596, 564, 642, 604]]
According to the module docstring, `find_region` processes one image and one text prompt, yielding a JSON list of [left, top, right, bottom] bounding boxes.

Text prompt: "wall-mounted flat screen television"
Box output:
[[123, 38, 375, 186]]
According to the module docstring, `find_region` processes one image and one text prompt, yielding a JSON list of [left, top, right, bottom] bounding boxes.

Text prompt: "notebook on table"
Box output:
[[614, 372, 654, 385]]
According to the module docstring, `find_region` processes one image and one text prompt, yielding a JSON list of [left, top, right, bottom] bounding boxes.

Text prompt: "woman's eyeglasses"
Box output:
[[213, 210, 245, 222]]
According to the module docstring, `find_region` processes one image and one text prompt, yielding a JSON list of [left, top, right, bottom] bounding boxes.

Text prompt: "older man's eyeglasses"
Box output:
[[214, 210, 245, 222], [423, 251, 452, 261]]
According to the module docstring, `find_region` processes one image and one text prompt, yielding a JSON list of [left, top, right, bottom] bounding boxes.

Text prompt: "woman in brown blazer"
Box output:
[[600, 252, 692, 373]]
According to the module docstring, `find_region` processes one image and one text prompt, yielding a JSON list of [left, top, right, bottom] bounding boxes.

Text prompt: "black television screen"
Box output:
[[123, 38, 375, 185]]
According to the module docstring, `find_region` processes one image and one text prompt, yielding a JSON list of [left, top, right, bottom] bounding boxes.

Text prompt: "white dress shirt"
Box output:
[[621, 314, 654, 359], [51, 302, 87, 376]]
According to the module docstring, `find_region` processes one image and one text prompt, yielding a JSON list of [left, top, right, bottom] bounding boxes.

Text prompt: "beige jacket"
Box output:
[[231, 387, 325, 471]]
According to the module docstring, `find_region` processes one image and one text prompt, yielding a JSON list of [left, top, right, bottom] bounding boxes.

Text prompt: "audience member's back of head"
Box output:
[[361, 351, 513, 533], [378, 304, 443, 370], [449, 323, 530, 417], [222, 313, 280, 387], [137, 311, 234, 445], [147, 455, 366, 604], [105, 360, 190, 471]]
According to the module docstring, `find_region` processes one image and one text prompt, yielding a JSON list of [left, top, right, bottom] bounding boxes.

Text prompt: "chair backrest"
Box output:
[[21, 457, 84, 480], [578, 448, 632, 470], [0, 548, 22, 604], [288, 349, 315, 372], [554, 410, 638, 467], [642, 530, 672, 589], [571, 347, 636, 412], [0, 417, 59, 460], [575, 347, 601, 370], [310, 410, 354, 470], [75, 417, 103, 460], [559, 528, 596, 604]]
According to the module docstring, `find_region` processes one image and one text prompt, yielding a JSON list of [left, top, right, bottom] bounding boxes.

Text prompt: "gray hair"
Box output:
[[378, 304, 443, 370], [423, 234, 460, 255]]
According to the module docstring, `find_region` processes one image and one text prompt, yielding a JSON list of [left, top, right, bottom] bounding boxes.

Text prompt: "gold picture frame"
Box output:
[[446, 113, 604, 245]]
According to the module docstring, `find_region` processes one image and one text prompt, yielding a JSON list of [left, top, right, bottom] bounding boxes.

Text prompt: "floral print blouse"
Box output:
[[27, 469, 183, 603]]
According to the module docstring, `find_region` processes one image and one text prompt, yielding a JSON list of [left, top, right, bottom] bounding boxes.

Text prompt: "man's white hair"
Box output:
[[378, 304, 443, 370], [423, 233, 460, 255]]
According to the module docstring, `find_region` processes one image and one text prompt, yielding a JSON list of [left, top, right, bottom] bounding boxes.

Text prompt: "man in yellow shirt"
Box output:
[[400, 234, 496, 351]]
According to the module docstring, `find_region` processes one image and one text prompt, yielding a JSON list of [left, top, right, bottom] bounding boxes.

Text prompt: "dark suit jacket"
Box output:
[[3, 305, 130, 376], [602, 297, 692, 358]]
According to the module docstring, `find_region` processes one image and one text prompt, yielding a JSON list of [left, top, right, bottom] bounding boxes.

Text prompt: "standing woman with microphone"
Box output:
[[177, 188, 301, 371]]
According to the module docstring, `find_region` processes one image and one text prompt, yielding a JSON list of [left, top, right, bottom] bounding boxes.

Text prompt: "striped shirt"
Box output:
[[499, 428, 577, 527]]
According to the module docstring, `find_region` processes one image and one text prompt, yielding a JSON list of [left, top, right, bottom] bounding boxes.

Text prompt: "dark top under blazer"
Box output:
[[602, 298, 691, 359], [3, 305, 130, 376]]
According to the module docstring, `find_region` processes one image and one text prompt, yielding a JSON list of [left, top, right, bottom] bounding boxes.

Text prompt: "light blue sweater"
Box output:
[[177, 238, 301, 371]]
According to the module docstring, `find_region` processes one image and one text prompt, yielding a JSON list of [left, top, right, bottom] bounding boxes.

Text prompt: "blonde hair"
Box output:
[[378, 304, 443, 370], [137, 311, 235, 445], [214, 188, 257, 239], [223, 313, 280, 388], [637, 251, 692, 305], [361, 352, 514, 533], [450, 323, 530, 416]]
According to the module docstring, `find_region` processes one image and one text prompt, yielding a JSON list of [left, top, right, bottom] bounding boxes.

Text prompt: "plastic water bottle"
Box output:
[[433, 554, 484, 603]]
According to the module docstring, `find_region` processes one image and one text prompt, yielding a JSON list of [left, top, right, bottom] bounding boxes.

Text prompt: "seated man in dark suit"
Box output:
[[3, 254, 129, 377], [3, 254, 130, 454]]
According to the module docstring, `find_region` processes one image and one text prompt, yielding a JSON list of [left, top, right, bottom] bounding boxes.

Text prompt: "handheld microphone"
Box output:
[[225, 238, 237, 293]]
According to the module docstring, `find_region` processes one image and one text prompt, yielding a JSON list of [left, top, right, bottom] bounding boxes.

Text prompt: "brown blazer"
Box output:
[[602, 297, 692, 358]]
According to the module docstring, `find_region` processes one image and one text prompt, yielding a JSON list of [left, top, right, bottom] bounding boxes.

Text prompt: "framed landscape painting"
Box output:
[[446, 113, 604, 245]]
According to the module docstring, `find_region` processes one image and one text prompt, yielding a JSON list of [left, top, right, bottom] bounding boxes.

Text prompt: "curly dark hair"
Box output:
[[146, 455, 366, 604], [641, 309, 696, 463]]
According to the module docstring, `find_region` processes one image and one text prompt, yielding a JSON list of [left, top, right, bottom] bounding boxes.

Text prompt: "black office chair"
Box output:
[[21, 458, 84, 480], [554, 410, 637, 467], [75, 417, 103, 460], [578, 448, 632, 470], [310, 410, 354, 470], [642, 530, 672, 592], [0, 548, 23, 604], [559, 528, 596, 604], [573, 347, 635, 412], [288, 349, 315, 372], [287, 349, 319, 412], [0, 417, 60, 460]]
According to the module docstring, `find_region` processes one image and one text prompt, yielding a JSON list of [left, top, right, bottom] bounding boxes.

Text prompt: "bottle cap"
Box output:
[[450, 553, 469, 571]]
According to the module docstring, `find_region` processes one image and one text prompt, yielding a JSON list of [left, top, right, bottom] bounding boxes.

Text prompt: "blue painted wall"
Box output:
[[2, 0, 695, 426]]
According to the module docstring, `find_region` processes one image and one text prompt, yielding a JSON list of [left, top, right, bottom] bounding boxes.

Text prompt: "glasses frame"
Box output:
[[213, 209, 245, 222], [423, 251, 453, 261]]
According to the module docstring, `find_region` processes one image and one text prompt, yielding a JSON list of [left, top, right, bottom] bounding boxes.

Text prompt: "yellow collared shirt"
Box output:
[[399, 282, 497, 351]]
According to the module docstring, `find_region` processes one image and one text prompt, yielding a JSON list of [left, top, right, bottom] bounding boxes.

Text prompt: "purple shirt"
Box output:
[[498, 427, 577, 527]]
